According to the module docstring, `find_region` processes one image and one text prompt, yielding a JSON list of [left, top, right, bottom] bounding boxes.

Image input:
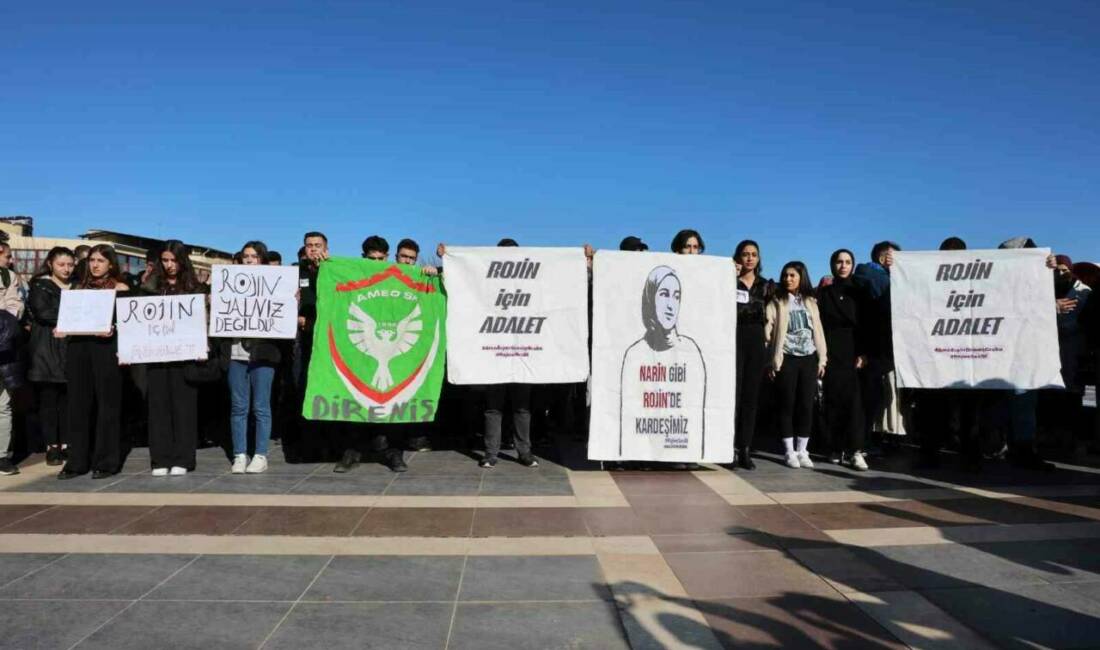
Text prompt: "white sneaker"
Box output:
[[246, 455, 268, 474], [797, 451, 814, 469], [151, 467, 169, 477], [829, 452, 843, 465], [231, 454, 248, 474], [850, 451, 869, 471], [169, 466, 187, 476], [785, 452, 801, 468]]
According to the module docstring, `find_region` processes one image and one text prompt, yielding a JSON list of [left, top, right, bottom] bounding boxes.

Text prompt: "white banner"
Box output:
[[117, 294, 208, 364], [208, 265, 298, 339], [588, 251, 736, 463], [57, 289, 116, 335], [444, 247, 589, 385], [891, 248, 1064, 389]]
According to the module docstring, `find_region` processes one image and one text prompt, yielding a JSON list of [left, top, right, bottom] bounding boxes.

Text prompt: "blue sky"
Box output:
[[3, 0, 1098, 277]]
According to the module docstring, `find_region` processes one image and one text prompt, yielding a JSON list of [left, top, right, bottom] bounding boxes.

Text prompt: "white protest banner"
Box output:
[[56, 289, 116, 335], [116, 294, 208, 364], [209, 265, 298, 339], [588, 251, 736, 463], [891, 248, 1064, 389], [444, 247, 589, 385]]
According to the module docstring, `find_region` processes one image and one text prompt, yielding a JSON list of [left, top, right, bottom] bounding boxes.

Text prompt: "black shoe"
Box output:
[[479, 456, 497, 469], [334, 449, 361, 473], [406, 437, 432, 452], [737, 452, 756, 471], [518, 454, 539, 468], [385, 451, 408, 473], [45, 447, 62, 466], [57, 469, 84, 480], [92, 469, 118, 480], [0, 458, 19, 476]]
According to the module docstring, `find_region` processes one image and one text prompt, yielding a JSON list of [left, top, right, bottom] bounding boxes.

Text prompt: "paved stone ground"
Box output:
[[2, 442, 1100, 648]]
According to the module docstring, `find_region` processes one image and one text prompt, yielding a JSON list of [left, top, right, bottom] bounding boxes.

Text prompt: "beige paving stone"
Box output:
[[828, 521, 1100, 547]]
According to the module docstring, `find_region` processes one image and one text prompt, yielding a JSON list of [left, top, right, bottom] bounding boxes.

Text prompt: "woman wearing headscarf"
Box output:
[[619, 265, 707, 461], [818, 249, 868, 470], [766, 261, 827, 469]]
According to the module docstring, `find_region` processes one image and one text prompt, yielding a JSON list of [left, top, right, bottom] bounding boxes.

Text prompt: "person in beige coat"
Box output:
[[765, 261, 828, 468]]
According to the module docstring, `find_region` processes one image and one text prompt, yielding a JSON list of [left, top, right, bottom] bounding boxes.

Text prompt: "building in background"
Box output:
[[0, 216, 233, 281]]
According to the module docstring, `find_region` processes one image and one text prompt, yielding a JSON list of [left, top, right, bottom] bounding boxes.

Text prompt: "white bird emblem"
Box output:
[[347, 302, 423, 390]]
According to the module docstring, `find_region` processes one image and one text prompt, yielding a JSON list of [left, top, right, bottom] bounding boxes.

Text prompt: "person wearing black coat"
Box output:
[[818, 249, 868, 471], [26, 247, 75, 467], [142, 240, 206, 476], [732, 240, 774, 470]]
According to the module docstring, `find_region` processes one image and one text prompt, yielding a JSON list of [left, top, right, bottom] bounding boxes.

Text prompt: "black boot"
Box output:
[[385, 449, 408, 473], [737, 449, 756, 470], [334, 449, 360, 473]]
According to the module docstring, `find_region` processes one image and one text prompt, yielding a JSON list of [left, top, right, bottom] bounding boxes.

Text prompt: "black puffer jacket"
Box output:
[[0, 310, 24, 390], [26, 277, 68, 384]]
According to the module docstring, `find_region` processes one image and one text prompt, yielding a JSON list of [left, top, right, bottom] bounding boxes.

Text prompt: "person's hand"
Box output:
[[1057, 297, 1079, 314], [52, 329, 66, 339], [1046, 255, 1057, 269], [767, 367, 777, 381], [583, 244, 595, 259], [734, 261, 743, 275], [855, 355, 867, 370], [883, 249, 895, 268], [297, 316, 307, 330], [422, 265, 439, 277], [817, 366, 826, 379], [436, 243, 447, 258]]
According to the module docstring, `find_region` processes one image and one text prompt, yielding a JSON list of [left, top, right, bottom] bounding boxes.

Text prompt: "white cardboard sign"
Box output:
[[208, 265, 298, 339], [56, 289, 116, 335], [116, 294, 209, 364]]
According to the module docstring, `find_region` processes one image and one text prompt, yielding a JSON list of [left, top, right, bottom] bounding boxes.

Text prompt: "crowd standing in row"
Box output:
[[0, 228, 1095, 480]]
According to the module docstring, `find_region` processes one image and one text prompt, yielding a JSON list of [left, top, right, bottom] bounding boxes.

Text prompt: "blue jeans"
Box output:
[[229, 361, 274, 456]]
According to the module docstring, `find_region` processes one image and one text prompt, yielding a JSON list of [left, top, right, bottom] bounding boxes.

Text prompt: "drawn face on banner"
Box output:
[[655, 274, 681, 330]]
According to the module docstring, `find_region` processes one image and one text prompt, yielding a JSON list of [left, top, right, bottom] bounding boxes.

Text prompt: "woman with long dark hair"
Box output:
[[732, 240, 773, 470], [227, 241, 280, 474], [142, 240, 204, 476], [765, 261, 828, 469], [58, 244, 130, 479], [818, 249, 868, 471], [27, 247, 76, 466]]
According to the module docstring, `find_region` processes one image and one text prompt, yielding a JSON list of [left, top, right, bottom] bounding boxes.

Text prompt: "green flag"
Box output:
[[303, 258, 446, 424]]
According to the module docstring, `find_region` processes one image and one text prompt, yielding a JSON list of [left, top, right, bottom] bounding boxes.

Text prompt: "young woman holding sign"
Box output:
[[765, 261, 828, 469], [142, 240, 205, 476], [27, 247, 76, 467], [58, 245, 130, 480], [733, 240, 774, 470], [226, 241, 280, 474]]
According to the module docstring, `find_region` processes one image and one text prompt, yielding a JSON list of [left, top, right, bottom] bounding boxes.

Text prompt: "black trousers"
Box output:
[[918, 388, 982, 459], [37, 382, 69, 448], [735, 323, 767, 451], [484, 383, 531, 459], [65, 338, 122, 474], [823, 365, 864, 454], [147, 364, 198, 470], [775, 354, 817, 439]]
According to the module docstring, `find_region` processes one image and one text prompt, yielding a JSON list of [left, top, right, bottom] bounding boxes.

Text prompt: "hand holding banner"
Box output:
[[444, 246, 589, 385], [209, 265, 298, 339], [891, 248, 1064, 389]]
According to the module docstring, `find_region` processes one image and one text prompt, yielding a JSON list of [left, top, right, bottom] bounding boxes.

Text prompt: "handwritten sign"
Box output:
[[56, 289, 116, 335], [117, 294, 208, 364], [208, 265, 298, 339]]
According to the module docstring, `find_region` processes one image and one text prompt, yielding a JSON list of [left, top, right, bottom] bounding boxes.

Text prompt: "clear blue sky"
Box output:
[[3, 0, 1098, 277]]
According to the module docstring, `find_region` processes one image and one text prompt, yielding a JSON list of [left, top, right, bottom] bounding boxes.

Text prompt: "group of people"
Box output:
[[0, 227, 1094, 481]]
